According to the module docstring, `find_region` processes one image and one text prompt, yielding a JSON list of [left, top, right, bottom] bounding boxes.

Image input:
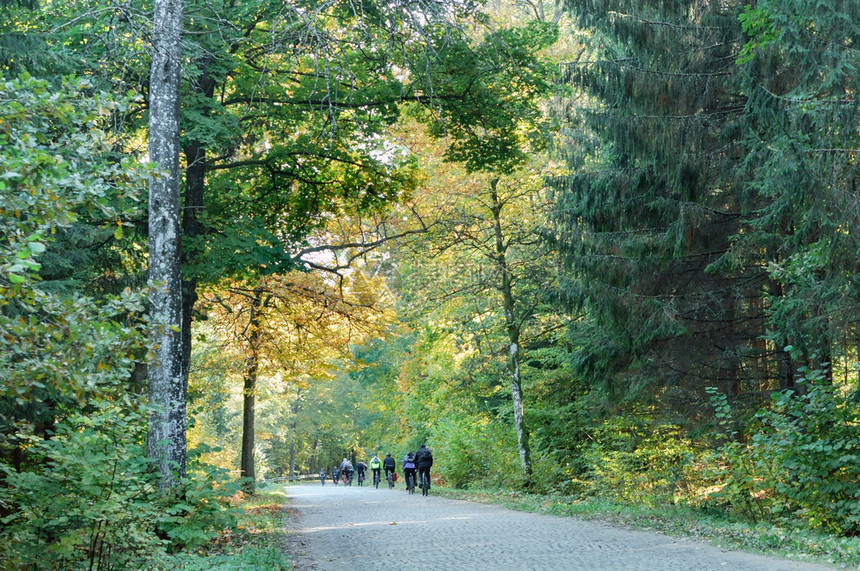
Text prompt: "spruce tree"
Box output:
[[552, 0, 860, 420], [734, 0, 860, 388], [550, 0, 763, 417]]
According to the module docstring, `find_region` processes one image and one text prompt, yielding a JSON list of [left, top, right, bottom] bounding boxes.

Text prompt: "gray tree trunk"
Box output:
[[147, 0, 185, 490], [490, 179, 532, 482]]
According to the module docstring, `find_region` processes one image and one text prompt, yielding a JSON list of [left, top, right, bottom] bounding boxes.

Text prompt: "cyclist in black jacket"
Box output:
[[355, 460, 368, 485], [415, 444, 433, 495], [402, 451, 417, 492], [382, 452, 396, 481]]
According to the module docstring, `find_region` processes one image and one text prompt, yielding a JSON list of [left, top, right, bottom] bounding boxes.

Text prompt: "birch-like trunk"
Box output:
[[147, 0, 185, 490], [490, 179, 532, 482]]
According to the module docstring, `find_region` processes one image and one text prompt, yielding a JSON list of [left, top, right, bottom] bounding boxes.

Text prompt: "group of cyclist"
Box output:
[[318, 445, 433, 495], [321, 458, 370, 486]]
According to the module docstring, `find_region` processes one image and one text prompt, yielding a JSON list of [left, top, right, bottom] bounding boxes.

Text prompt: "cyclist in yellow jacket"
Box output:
[[369, 454, 382, 487]]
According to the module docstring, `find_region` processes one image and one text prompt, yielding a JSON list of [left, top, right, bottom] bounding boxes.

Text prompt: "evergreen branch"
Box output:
[[613, 61, 734, 78], [748, 77, 858, 106], [562, 60, 736, 78], [806, 148, 860, 155], [607, 11, 725, 32], [584, 108, 743, 120]]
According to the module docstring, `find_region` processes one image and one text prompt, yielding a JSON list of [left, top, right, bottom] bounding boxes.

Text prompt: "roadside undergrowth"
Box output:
[[149, 486, 292, 570], [438, 487, 860, 569]]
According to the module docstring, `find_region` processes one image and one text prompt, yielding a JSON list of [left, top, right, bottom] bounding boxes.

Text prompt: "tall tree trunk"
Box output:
[[289, 441, 296, 481], [490, 179, 532, 482], [310, 437, 319, 473], [814, 270, 833, 385], [147, 0, 185, 490], [767, 268, 796, 391], [820, 335, 833, 386], [180, 140, 204, 386], [240, 285, 264, 493], [180, 60, 215, 395], [289, 391, 300, 481], [778, 345, 795, 391], [723, 298, 740, 398], [856, 321, 860, 392]]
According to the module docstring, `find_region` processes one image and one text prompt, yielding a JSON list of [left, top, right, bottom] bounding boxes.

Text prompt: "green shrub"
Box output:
[[756, 374, 860, 534], [154, 447, 240, 552], [0, 403, 239, 570], [578, 414, 701, 505], [528, 450, 581, 495], [708, 369, 860, 535], [431, 412, 518, 489], [0, 402, 164, 569]]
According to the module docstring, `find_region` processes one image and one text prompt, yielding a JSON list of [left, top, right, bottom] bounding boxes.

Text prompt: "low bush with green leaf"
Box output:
[[148, 487, 292, 571], [2, 403, 157, 568], [708, 368, 860, 534], [0, 403, 241, 569], [432, 411, 518, 489], [576, 412, 703, 505]]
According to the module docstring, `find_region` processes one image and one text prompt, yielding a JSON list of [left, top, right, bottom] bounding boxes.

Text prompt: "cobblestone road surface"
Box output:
[[285, 483, 832, 570]]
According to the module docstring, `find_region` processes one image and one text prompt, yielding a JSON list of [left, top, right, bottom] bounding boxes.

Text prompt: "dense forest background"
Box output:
[[2, 0, 859, 567]]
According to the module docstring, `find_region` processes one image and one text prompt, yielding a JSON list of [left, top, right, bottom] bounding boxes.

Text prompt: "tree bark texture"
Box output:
[[147, 0, 185, 490], [180, 140, 205, 385], [310, 437, 319, 473], [856, 322, 860, 391], [490, 179, 532, 482], [180, 63, 215, 398], [240, 286, 264, 493], [289, 392, 300, 481]]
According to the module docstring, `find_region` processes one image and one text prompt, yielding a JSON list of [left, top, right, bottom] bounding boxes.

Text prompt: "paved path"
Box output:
[[284, 483, 831, 570]]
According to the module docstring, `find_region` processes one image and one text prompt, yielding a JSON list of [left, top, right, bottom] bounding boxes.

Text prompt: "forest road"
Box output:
[[283, 483, 832, 570]]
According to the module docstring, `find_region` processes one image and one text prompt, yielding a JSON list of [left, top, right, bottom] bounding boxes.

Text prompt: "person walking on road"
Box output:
[[415, 444, 433, 495]]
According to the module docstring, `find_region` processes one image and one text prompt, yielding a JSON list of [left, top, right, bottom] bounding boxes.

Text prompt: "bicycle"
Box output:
[[419, 471, 430, 496], [405, 472, 415, 495], [357, 471, 365, 486], [386, 471, 395, 489], [372, 470, 380, 489]]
